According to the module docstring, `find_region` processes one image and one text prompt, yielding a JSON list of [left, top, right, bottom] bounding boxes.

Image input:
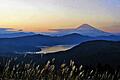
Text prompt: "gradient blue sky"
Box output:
[[0, 0, 120, 32]]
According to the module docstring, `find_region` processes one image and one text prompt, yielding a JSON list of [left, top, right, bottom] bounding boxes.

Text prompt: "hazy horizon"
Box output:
[[0, 0, 120, 32]]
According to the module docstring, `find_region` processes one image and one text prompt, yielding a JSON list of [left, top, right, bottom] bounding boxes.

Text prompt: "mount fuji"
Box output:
[[43, 24, 112, 37]]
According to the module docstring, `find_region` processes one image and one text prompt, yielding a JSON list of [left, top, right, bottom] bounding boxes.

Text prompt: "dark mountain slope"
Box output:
[[68, 40, 120, 54], [39, 40, 120, 65], [1, 40, 120, 66]]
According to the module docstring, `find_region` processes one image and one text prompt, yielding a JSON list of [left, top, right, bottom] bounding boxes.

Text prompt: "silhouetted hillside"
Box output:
[[0, 40, 120, 66], [39, 40, 120, 65]]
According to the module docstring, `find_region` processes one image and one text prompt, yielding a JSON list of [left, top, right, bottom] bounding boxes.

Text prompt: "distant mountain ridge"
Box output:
[[43, 24, 112, 37], [0, 24, 118, 38], [0, 24, 120, 54], [0, 33, 91, 46], [0, 33, 91, 53], [0, 32, 36, 38], [1, 32, 120, 54]]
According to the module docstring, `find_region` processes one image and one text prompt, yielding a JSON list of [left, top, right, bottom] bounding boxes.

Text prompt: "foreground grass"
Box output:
[[0, 56, 120, 80]]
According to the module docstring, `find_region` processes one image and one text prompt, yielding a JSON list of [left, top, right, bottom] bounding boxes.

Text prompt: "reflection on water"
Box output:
[[39, 45, 75, 54]]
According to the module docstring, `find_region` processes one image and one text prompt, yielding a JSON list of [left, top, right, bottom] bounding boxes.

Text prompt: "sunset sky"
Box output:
[[0, 0, 120, 32]]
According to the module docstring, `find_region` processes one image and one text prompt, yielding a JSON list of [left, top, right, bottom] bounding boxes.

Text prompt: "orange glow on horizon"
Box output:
[[0, 0, 120, 33]]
